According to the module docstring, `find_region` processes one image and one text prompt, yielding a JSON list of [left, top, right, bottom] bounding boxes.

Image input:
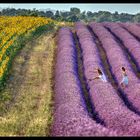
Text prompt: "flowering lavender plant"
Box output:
[[51, 27, 118, 136], [75, 22, 140, 136]]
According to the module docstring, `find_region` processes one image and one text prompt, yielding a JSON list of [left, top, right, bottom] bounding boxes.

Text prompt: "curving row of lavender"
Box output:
[[135, 23, 140, 27], [75, 22, 140, 136], [119, 22, 140, 41], [89, 22, 140, 114], [103, 22, 140, 70], [51, 27, 118, 136], [119, 23, 140, 69]]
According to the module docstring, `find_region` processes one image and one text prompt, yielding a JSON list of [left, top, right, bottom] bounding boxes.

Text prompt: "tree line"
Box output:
[[0, 7, 140, 22]]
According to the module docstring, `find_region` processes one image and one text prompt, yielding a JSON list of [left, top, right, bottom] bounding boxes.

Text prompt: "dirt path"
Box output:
[[0, 32, 56, 136]]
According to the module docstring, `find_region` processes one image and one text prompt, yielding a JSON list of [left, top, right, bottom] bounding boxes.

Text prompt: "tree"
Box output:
[[87, 11, 93, 18], [29, 11, 38, 17], [0, 7, 137, 22], [70, 7, 81, 15], [38, 11, 46, 17], [45, 11, 54, 18], [69, 15, 79, 22], [133, 13, 140, 22], [79, 11, 87, 21], [91, 11, 112, 22], [60, 11, 70, 21], [120, 13, 133, 22], [112, 11, 120, 22], [54, 10, 61, 19]]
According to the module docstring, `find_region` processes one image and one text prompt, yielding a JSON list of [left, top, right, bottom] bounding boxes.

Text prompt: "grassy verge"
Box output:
[[0, 23, 56, 136]]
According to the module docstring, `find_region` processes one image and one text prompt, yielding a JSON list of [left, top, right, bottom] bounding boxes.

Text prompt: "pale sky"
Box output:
[[0, 3, 139, 14]]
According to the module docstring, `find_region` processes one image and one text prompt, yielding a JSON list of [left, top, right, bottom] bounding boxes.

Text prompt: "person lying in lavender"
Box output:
[[120, 67, 128, 88], [88, 68, 107, 82]]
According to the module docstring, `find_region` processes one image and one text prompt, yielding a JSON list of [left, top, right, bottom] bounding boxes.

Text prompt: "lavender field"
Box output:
[[51, 22, 140, 136]]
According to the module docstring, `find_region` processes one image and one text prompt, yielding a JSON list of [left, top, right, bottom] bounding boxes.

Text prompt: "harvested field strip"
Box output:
[[0, 32, 56, 136]]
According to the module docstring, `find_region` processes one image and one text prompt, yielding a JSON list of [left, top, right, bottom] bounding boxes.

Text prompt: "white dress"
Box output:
[[99, 74, 107, 82]]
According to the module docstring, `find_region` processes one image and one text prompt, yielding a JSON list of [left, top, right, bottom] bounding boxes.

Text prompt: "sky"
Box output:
[[0, 3, 140, 14]]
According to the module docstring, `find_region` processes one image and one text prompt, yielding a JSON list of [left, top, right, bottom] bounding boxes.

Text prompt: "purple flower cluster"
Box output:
[[51, 27, 118, 136], [103, 22, 140, 69], [75, 22, 140, 136]]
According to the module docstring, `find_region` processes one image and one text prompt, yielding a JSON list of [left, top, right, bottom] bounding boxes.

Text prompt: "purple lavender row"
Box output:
[[89, 22, 140, 115], [135, 23, 140, 27], [103, 22, 140, 70], [75, 22, 140, 136], [89, 22, 139, 83], [51, 27, 118, 136], [119, 23, 140, 68], [119, 22, 140, 40]]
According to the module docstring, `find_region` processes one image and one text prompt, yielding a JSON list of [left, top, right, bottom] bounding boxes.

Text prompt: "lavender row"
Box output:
[[119, 22, 140, 69], [103, 22, 140, 70], [75, 22, 140, 136], [89, 22, 139, 83], [89, 22, 140, 115], [119, 22, 140, 41], [51, 27, 118, 136], [135, 23, 140, 27]]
